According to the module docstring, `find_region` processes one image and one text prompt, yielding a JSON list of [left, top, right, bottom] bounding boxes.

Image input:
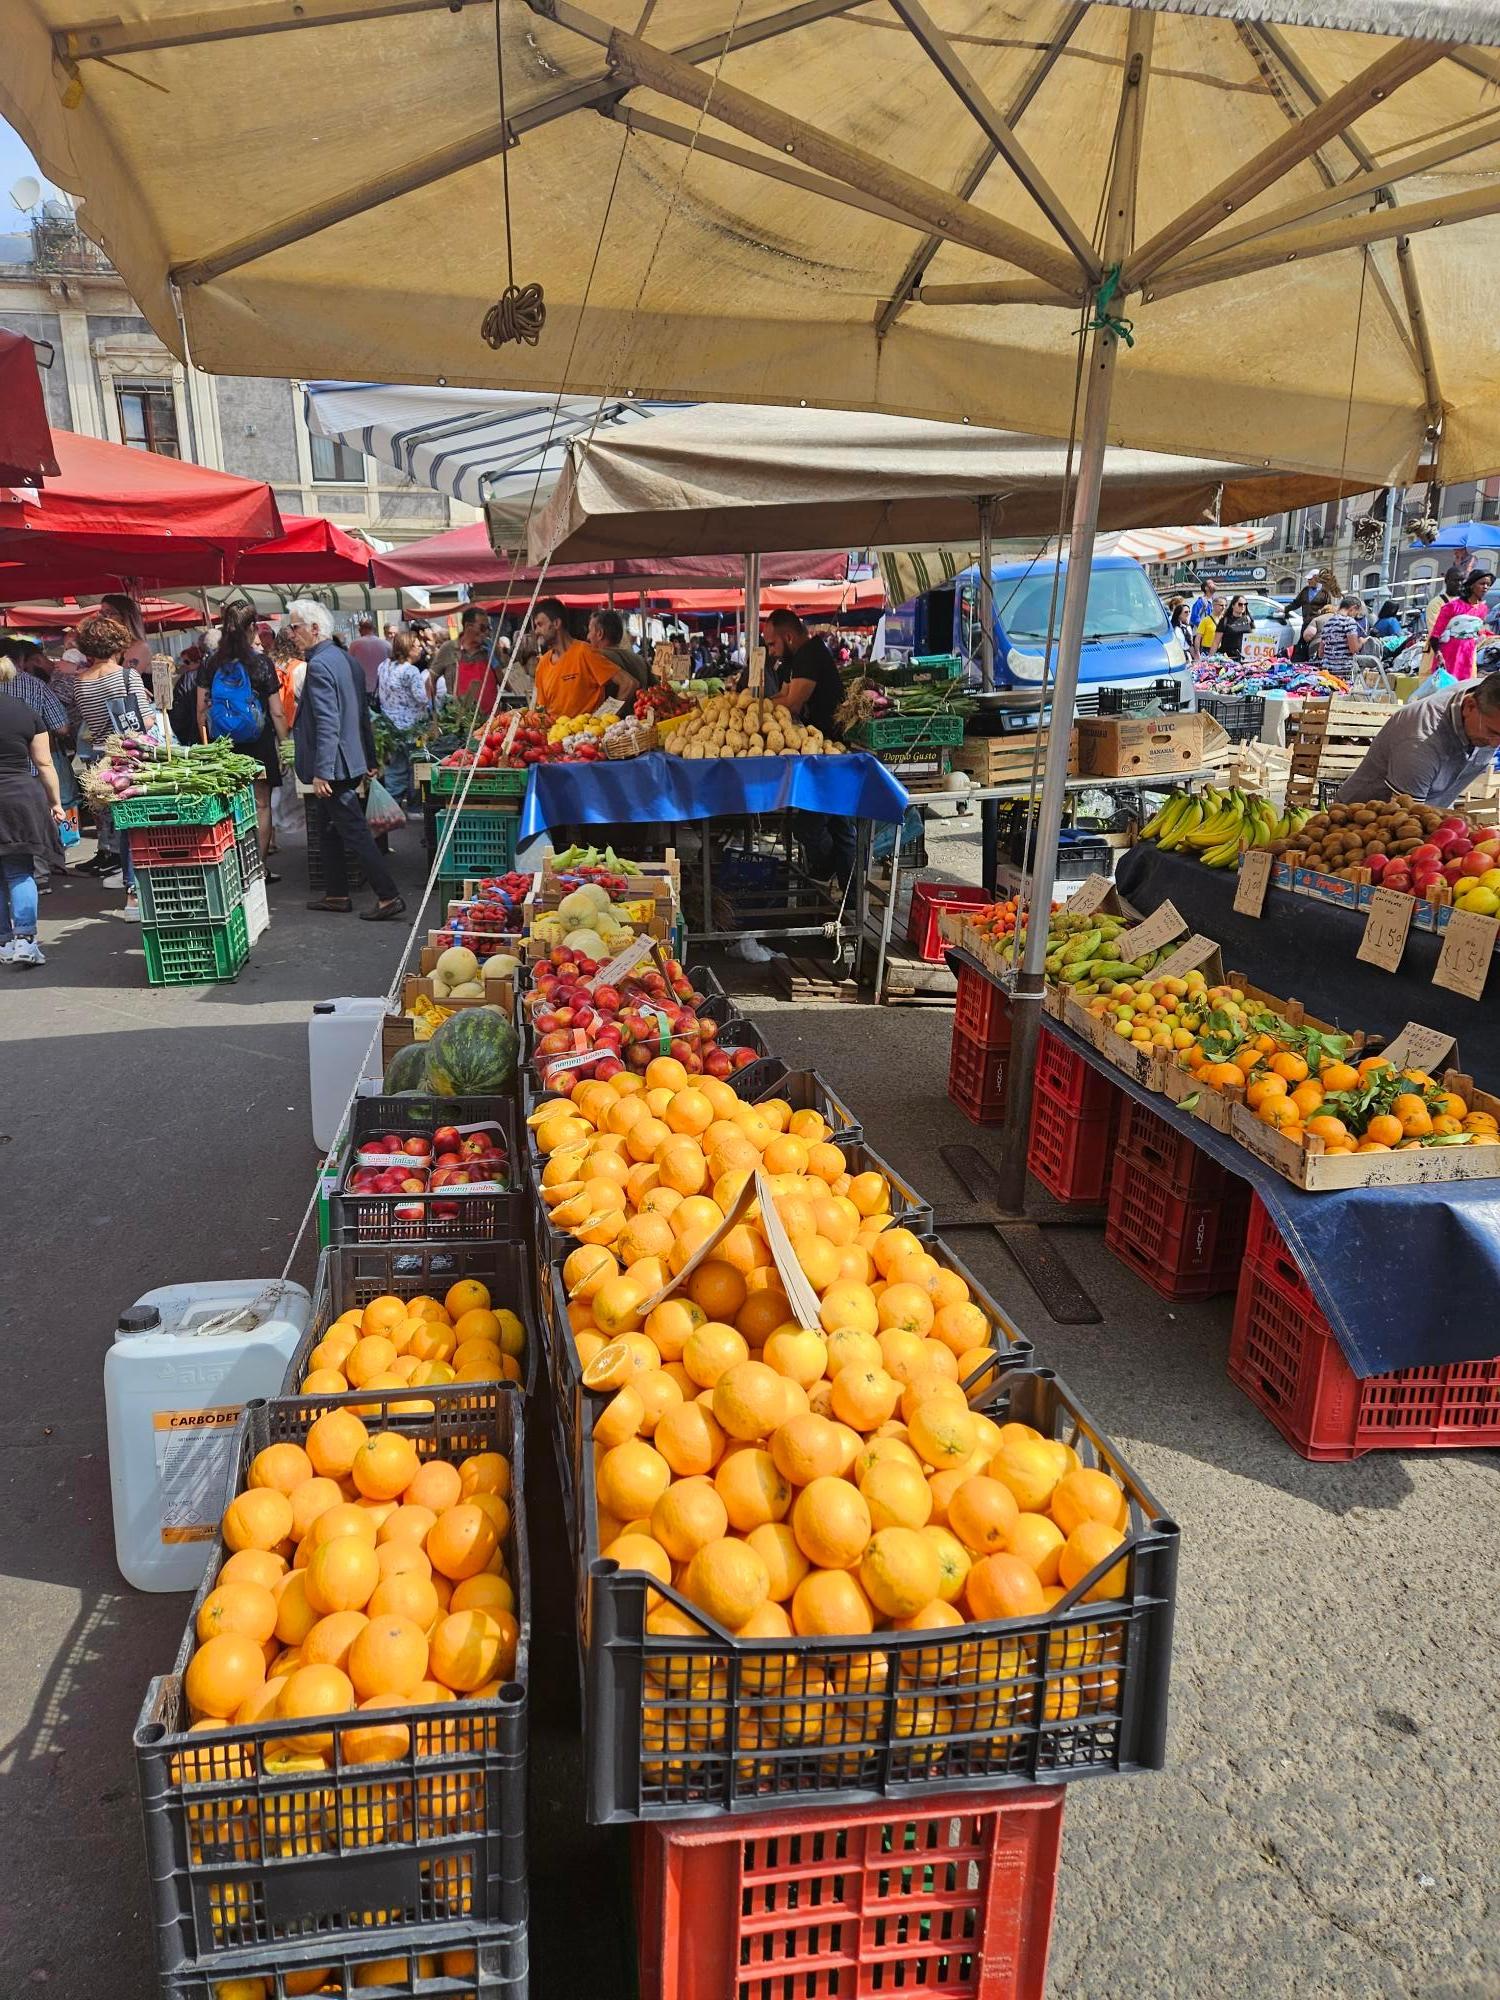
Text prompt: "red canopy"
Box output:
[[0, 595, 200, 632], [0, 430, 281, 592], [370, 521, 850, 592], [233, 514, 373, 583], [0, 333, 59, 489]]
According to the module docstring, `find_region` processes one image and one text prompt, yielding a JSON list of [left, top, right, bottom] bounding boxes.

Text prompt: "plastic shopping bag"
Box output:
[[365, 775, 405, 834]]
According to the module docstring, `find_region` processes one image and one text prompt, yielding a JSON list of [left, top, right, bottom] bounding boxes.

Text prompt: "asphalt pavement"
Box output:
[[1, 805, 1497, 2000]]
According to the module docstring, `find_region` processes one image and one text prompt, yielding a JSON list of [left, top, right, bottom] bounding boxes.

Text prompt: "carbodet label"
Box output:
[[153, 1406, 242, 1544]]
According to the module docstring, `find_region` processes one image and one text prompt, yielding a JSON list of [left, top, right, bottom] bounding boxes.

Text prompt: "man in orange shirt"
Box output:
[[532, 598, 634, 717]]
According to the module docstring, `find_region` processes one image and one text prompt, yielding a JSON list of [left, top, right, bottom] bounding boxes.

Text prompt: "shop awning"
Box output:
[[0, 331, 58, 489], [0, 595, 200, 632], [233, 514, 374, 584], [370, 521, 850, 593], [529, 405, 1354, 565]]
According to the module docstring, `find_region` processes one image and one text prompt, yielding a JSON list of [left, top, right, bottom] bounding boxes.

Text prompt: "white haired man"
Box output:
[[287, 599, 405, 920]]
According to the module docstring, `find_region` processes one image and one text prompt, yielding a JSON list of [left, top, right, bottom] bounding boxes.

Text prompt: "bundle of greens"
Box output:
[[82, 735, 264, 803]]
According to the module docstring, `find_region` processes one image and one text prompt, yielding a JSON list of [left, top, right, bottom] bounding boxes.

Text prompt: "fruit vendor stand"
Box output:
[[1114, 841, 1500, 1075]]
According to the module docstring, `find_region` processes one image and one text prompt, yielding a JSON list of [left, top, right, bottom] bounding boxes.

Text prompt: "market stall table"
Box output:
[[1115, 842, 1500, 1072], [1041, 1019, 1500, 1378]]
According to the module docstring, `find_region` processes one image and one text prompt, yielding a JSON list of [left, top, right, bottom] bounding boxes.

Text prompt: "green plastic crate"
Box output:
[[110, 791, 233, 831], [428, 762, 529, 798], [142, 905, 249, 986], [848, 712, 966, 750], [435, 804, 519, 876], [229, 784, 258, 833], [135, 847, 244, 926]]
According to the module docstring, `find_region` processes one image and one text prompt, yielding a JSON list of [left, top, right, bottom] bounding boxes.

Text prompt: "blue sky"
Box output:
[[0, 116, 60, 212]]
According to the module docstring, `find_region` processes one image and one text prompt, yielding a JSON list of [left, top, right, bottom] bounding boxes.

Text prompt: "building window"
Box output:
[[310, 433, 364, 483], [116, 382, 179, 456]]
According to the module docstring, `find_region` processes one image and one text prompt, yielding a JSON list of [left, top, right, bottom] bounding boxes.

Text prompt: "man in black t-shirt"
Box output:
[[765, 609, 855, 886]]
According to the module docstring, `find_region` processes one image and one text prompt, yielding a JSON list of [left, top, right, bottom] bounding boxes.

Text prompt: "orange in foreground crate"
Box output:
[[634, 1789, 1064, 2000]]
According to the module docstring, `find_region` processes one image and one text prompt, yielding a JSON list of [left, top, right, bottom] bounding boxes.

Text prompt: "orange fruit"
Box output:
[[247, 1443, 314, 1495], [714, 1447, 792, 1531], [655, 1399, 726, 1477], [450, 1573, 514, 1616], [762, 1327, 828, 1387], [197, 1582, 278, 1647], [426, 1503, 502, 1581], [687, 1260, 749, 1323], [341, 1696, 414, 1766], [683, 1322, 749, 1389], [735, 1289, 794, 1348], [948, 1476, 1020, 1555], [348, 1615, 429, 1701], [877, 1282, 936, 1336], [859, 1456, 934, 1531], [1363, 1112, 1404, 1147], [221, 1487, 294, 1554], [930, 1301, 988, 1357], [378, 1504, 437, 1550], [1049, 1467, 1125, 1537], [302, 1610, 369, 1672], [818, 1280, 878, 1338], [592, 1383, 646, 1451], [650, 1477, 729, 1562], [643, 1297, 706, 1361], [769, 1413, 847, 1486], [1244, 1074, 1288, 1110], [1268, 1051, 1308, 1082], [185, 1633, 266, 1720], [219, 1548, 287, 1592], [682, 1537, 771, 1630], [791, 1476, 872, 1569], [404, 1459, 463, 1515], [1319, 1060, 1361, 1092], [305, 1537, 380, 1615], [965, 1552, 1046, 1621], [905, 1398, 976, 1470], [1304, 1113, 1349, 1144], [665, 1087, 714, 1136], [860, 1526, 941, 1617], [369, 1568, 440, 1630], [791, 1568, 875, 1636], [746, 1522, 810, 1601], [1004, 1511, 1066, 1584], [310, 1502, 378, 1550], [989, 1436, 1062, 1513], [830, 1366, 901, 1432], [350, 1431, 420, 1502], [921, 1524, 972, 1604], [275, 1663, 355, 1752], [429, 1609, 506, 1691], [360, 1295, 408, 1338], [1393, 1094, 1434, 1138], [444, 1279, 491, 1319], [712, 1360, 787, 1441], [1058, 1521, 1127, 1601], [306, 1408, 369, 1480]]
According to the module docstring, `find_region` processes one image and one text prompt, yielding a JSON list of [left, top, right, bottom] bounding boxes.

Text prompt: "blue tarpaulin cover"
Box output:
[[518, 750, 909, 840], [1050, 1021, 1500, 1377]]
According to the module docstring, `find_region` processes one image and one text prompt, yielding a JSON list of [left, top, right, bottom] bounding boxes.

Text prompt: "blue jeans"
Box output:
[[382, 741, 415, 810], [0, 854, 39, 941]]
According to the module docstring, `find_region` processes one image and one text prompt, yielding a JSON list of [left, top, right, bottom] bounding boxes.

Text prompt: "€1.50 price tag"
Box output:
[[1433, 907, 1498, 1002], [1356, 887, 1414, 971], [1233, 848, 1273, 919]]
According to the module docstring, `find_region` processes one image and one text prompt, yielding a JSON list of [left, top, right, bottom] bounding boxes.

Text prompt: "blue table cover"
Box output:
[[518, 750, 909, 841], [1048, 1020, 1500, 1377]]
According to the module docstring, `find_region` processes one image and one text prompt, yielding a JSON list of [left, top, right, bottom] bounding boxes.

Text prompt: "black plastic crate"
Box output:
[[135, 1385, 528, 1975], [288, 1239, 539, 1399], [162, 1925, 527, 1998], [1087, 679, 1185, 717], [740, 1063, 863, 1141], [331, 1096, 527, 1246], [1195, 693, 1266, 742], [236, 829, 265, 887], [304, 793, 368, 892], [577, 1368, 1177, 1823]]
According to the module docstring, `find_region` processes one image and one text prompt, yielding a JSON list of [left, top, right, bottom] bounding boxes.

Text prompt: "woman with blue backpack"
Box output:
[[197, 602, 288, 881]]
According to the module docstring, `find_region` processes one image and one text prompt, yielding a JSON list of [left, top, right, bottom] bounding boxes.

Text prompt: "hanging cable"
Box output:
[[481, 0, 547, 349]]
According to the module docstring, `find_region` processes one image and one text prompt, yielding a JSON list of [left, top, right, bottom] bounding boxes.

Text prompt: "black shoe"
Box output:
[[360, 897, 407, 922], [306, 895, 353, 912], [266, 870, 281, 884]]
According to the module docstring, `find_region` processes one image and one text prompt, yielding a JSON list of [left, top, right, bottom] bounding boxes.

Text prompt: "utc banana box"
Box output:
[[1077, 713, 1228, 777]]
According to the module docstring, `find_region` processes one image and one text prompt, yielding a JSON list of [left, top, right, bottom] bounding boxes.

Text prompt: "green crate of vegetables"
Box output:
[[95, 738, 266, 829]]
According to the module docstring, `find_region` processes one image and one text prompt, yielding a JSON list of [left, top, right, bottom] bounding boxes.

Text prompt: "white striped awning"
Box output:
[[303, 384, 680, 546], [877, 522, 1274, 603]]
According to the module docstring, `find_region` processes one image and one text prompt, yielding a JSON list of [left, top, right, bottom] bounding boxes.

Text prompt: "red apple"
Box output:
[[394, 1201, 425, 1223], [669, 1037, 696, 1064], [1383, 865, 1412, 891], [697, 1018, 719, 1043], [1438, 816, 1468, 835], [537, 1030, 573, 1056], [1365, 853, 1387, 880], [400, 1174, 426, 1193], [593, 984, 621, 1013], [1449, 837, 1474, 858], [1410, 843, 1442, 865], [402, 1136, 432, 1159], [594, 1023, 622, 1049], [627, 1043, 653, 1071], [461, 1135, 493, 1157], [433, 1126, 461, 1149], [730, 1047, 757, 1071], [704, 1048, 734, 1078], [594, 1054, 625, 1080], [1461, 850, 1493, 876], [1443, 857, 1468, 884]]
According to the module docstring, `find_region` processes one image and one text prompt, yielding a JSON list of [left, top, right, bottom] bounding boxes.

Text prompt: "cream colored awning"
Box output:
[[9, 1, 1500, 482]]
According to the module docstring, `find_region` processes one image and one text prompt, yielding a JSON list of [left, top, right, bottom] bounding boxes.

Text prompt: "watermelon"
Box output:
[[424, 1005, 518, 1096], [382, 1041, 431, 1093]]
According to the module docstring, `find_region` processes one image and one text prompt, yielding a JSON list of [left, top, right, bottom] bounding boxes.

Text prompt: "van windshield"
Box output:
[[998, 567, 1168, 644]]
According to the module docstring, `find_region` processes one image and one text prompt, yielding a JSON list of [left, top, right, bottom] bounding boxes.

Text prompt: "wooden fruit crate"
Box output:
[[1286, 696, 1398, 804]]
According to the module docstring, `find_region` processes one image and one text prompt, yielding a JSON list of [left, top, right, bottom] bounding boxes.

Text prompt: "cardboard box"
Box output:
[[1076, 713, 1228, 778], [1230, 1064, 1500, 1190], [381, 969, 515, 1066]]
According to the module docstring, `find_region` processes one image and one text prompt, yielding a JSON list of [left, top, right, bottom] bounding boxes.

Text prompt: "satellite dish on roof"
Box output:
[[9, 177, 41, 213]]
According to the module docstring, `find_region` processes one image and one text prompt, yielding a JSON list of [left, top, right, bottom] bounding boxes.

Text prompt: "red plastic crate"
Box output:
[[1243, 1195, 1318, 1312], [907, 881, 993, 962], [1027, 1078, 1119, 1207], [1228, 1254, 1500, 1460], [954, 961, 1012, 1050], [1104, 1148, 1249, 1301], [1115, 1095, 1237, 1201], [949, 1024, 1007, 1125], [633, 1789, 1065, 2000], [1034, 1026, 1116, 1116], [127, 815, 236, 868]]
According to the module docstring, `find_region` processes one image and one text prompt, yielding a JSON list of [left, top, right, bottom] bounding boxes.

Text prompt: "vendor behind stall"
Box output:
[[765, 607, 854, 886], [1337, 669, 1500, 809], [531, 598, 635, 717]]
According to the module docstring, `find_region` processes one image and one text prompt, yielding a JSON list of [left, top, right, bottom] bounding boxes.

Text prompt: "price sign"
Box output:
[[1233, 849, 1273, 919], [1433, 908, 1498, 1002], [1149, 934, 1220, 984], [1356, 888, 1414, 971], [1381, 1021, 1457, 1075], [754, 1169, 824, 1331], [596, 696, 625, 719], [586, 934, 653, 992], [748, 646, 767, 695], [1115, 901, 1186, 961], [501, 709, 521, 756], [1067, 874, 1116, 917]]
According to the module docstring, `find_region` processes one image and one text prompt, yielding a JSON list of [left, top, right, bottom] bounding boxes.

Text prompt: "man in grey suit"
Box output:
[[287, 599, 405, 920]]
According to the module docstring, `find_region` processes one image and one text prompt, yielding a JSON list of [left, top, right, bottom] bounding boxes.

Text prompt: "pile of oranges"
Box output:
[[176, 1411, 518, 1793], [295, 1279, 525, 1398], [212, 1947, 480, 1997]]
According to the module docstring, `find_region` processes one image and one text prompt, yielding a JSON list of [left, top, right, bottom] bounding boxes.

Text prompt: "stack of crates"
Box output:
[[304, 791, 367, 893], [434, 801, 520, 909], [947, 959, 1010, 1124], [117, 786, 259, 986], [1104, 1096, 1250, 1300], [1026, 1026, 1122, 1206]]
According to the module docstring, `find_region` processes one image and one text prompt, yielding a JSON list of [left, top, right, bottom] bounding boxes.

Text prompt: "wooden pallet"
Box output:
[[950, 730, 1078, 786], [880, 945, 959, 1006], [774, 955, 863, 1004], [1286, 696, 1397, 803]]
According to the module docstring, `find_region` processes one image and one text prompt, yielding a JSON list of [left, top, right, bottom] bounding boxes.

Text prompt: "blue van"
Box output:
[[884, 552, 1190, 726]]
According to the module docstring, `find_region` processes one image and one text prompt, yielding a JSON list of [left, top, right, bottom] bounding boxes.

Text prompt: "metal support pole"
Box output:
[[744, 552, 762, 686], [977, 496, 996, 690], [1378, 485, 1399, 594], [990, 327, 1121, 1214]]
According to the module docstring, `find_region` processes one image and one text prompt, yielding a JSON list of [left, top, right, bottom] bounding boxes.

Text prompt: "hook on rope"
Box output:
[[1082, 263, 1134, 348]]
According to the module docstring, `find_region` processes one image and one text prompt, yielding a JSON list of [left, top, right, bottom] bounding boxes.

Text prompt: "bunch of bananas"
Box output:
[[1142, 789, 1313, 869]]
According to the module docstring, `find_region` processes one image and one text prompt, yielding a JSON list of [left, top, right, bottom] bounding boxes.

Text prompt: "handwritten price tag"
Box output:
[[1115, 900, 1186, 961], [1067, 874, 1115, 917], [1356, 887, 1414, 971], [1381, 1021, 1457, 1074], [1149, 935, 1220, 984], [586, 934, 653, 992], [1233, 849, 1273, 918], [501, 709, 521, 756], [1433, 907, 1498, 1001]]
